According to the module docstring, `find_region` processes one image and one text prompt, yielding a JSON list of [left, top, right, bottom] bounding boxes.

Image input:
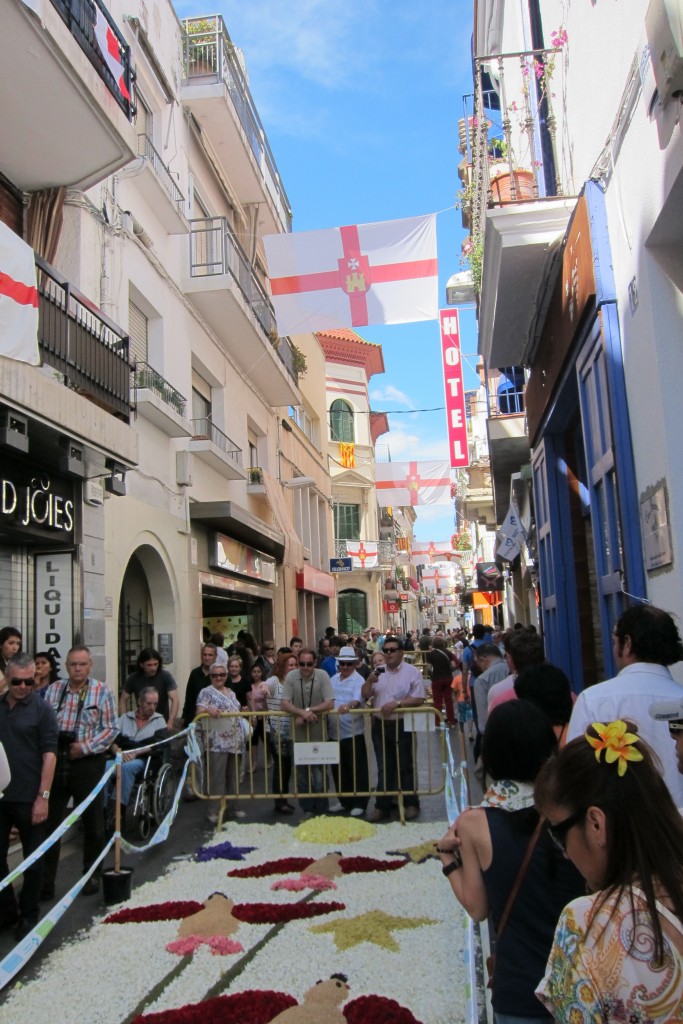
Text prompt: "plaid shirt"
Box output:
[[45, 678, 118, 756]]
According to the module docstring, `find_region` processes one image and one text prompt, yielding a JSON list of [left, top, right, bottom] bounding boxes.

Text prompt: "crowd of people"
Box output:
[[1, 608, 683, 1023]]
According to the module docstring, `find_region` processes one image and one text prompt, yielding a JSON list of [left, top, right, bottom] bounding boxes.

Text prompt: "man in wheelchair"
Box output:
[[106, 687, 171, 832]]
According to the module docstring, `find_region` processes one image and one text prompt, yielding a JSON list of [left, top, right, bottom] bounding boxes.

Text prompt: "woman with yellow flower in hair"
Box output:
[[534, 720, 683, 1022]]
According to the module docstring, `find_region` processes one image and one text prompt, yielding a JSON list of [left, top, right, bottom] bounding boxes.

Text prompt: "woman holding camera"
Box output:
[[534, 721, 683, 1022]]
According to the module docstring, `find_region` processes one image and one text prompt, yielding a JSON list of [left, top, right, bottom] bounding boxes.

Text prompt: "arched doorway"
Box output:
[[118, 545, 176, 696], [338, 589, 368, 635]]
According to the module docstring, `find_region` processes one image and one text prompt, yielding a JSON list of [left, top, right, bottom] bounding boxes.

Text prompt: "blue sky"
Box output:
[[178, 0, 480, 542]]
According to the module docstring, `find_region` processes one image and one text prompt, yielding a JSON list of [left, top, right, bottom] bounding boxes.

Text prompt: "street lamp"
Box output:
[[446, 270, 476, 306]]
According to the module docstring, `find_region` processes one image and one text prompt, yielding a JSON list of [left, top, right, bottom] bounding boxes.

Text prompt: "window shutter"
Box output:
[[128, 300, 148, 365], [191, 370, 211, 401]]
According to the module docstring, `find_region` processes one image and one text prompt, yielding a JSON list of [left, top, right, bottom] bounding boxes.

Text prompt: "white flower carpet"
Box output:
[[3, 818, 471, 1024]]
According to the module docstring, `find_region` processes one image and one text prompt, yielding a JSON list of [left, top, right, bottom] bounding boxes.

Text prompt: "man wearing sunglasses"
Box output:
[[361, 638, 425, 822], [0, 654, 57, 939], [281, 648, 335, 813], [649, 695, 683, 781]]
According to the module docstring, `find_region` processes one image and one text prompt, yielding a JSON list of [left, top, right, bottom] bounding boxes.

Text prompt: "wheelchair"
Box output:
[[130, 754, 176, 840]]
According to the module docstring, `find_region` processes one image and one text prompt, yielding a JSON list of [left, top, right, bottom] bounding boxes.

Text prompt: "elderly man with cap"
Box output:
[[328, 647, 368, 817], [650, 695, 683, 788]]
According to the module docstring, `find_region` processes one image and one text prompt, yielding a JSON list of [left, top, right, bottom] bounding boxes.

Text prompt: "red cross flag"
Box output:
[[412, 541, 460, 565], [375, 461, 451, 507], [0, 222, 40, 365], [264, 214, 437, 334], [345, 541, 378, 569], [93, 5, 131, 102]]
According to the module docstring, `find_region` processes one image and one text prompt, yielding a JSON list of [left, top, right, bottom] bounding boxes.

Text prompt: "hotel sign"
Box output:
[[439, 309, 469, 468]]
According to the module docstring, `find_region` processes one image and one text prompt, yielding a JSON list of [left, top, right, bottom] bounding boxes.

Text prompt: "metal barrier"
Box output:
[[190, 706, 448, 827]]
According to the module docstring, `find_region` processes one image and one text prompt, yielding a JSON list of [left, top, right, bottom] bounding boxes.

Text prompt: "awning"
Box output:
[[472, 590, 503, 609], [189, 499, 285, 560], [261, 470, 304, 569]]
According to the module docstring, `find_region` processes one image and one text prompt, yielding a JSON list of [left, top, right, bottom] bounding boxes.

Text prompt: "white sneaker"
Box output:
[[234, 809, 247, 818], [350, 807, 365, 817], [207, 812, 218, 825], [328, 801, 344, 813]]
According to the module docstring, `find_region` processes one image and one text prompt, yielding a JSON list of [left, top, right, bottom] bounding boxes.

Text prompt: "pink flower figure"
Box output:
[[166, 934, 244, 956], [271, 873, 338, 892]]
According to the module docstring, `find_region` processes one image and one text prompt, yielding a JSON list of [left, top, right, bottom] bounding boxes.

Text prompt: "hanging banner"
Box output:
[[345, 540, 378, 569], [439, 309, 469, 468], [375, 461, 451, 507], [496, 502, 524, 562], [0, 222, 40, 365], [264, 214, 438, 334], [412, 540, 460, 564]]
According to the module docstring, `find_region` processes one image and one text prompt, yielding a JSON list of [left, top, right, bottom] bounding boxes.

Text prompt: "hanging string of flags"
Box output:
[[263, 213, 438, 335]]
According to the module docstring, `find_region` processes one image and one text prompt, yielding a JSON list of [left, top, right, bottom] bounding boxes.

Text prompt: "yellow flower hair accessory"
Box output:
[[585, 720, 643, 776]]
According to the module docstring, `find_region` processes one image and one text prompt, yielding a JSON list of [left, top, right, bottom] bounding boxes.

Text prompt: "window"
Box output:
[[330, 399, 354, 442], [128, 300, 148, 366], [289, 404, 316, 444], [191, 369, 211, 428], [135, 92, 153, 142], [338, 590, 368, 635], [334, 503, 360, 541]]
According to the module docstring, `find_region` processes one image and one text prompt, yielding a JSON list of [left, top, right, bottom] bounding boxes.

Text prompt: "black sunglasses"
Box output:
[[668, 721, 683, 736], [298, 660, 315, 667], [546, 808, 586, 852], [383, 647, 400, 653], [9, 677, 32, 687]]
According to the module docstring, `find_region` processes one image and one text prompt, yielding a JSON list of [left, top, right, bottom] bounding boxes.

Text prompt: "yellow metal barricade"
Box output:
[[191, 706, 449, 826]]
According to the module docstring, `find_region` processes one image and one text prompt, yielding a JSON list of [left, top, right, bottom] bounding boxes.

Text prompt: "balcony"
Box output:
[[180, 15, 292, 235], [0, 0, 136, 190], [135, 134, 188, 235], [183, 217, 299, 407], [461, 47, 576, 367], [482, 365, 530, 520], [37, 256, 131, 421], [132, 363, 192, 438], [334, 539, 393, 568], [188, 417, 246, 480]]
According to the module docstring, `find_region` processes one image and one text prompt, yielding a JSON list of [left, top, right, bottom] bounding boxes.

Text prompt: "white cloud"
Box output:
[[369, 384, 417, 410], [384, 421, 449, 462]]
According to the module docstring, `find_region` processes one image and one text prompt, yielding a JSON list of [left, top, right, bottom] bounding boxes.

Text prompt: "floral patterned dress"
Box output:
[[196, 685, 244, 754], [536, 887, 683, 1023]]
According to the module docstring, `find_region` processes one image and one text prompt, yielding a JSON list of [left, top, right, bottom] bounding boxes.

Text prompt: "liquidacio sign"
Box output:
[[0, 459, 75, 538]]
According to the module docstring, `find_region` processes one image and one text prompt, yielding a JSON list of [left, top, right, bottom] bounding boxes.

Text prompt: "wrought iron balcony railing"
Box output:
[[374, 443, 391, 463], [50, 0, 134, 119], [36, 256, 131, 421], [137, 134, 185, 214], [484, 365, 527, 419], [132, 362, 187, 417], [191, 417, 242, 467], [189, 216, 277, 341], [181, 15, 292, 231]]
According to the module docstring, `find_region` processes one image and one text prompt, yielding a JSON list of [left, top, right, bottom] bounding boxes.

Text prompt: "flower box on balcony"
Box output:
[[247, 467, 266, 494]]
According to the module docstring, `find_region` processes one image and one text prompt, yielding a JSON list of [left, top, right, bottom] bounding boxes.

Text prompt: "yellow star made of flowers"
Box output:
[[386, 839, 440, 864], [586, 720, 643, 776], [310, 909, 437, 951]]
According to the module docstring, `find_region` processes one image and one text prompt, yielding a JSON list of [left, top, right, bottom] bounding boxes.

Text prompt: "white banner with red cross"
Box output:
[[375, 460, 451, 508], [345, 540, 378, 569], [263, 214, 438, 334], [0, 222, 40, 365], [412, 541, 462, 565]]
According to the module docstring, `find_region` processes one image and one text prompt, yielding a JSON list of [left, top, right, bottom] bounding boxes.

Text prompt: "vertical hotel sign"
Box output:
[[439, 309, 469, 467]]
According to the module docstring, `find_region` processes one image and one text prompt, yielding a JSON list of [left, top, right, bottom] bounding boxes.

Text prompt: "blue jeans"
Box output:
[[296, 763, 329, 813], [107, 757, 145, 806], [495, 1015, 548, 1024]]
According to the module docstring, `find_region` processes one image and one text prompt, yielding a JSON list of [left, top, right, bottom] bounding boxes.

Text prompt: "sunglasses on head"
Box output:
[[9, 677, 32, 687], [546, 808, 586, 852], [299, 660, 315, 667], [668, 720, 683, 735]]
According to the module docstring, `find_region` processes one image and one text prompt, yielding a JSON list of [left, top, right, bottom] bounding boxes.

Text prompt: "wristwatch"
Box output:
[[40, 790, 51, 799], [442, 860, 461, 876]]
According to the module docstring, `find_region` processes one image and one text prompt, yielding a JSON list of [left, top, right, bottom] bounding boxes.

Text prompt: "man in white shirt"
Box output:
[[567, 605, 683, 805], [361, 639, 425, 822], [328, 647, 368, 817]]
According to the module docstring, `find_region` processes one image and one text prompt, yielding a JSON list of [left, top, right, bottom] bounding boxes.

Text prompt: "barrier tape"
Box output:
[[0, 726, 200, 990]]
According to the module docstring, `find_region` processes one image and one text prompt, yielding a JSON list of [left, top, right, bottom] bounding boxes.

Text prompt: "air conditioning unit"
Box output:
[[646, 0, 683, 105]]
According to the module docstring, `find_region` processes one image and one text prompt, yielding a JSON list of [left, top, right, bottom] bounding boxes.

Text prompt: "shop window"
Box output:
[[330, 399, 354, 442], [338, 589, 368, 635], [334, 503, 360, 541]]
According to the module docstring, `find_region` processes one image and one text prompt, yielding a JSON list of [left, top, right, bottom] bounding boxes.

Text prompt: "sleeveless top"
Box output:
[[482, 806, 584, 1017]]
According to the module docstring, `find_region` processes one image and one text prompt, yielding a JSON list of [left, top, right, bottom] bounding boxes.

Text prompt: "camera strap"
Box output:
[[56, 680, 89, 728]]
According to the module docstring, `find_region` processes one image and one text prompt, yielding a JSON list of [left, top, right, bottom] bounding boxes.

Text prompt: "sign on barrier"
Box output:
[[293, 741, 340, 765]]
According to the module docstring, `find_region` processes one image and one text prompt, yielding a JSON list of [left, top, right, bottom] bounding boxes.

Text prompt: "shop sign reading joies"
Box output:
[[0, 462, 74, 537]]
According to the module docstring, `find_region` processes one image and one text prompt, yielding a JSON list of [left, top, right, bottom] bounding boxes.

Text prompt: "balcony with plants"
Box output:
[[481, 363, 530, 521], [183, 216, 300, 407], [131, 362, 192, 437], [180, 15, 292, 235], [2, 0, 136, 191], [458, 32, 577, 368]]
